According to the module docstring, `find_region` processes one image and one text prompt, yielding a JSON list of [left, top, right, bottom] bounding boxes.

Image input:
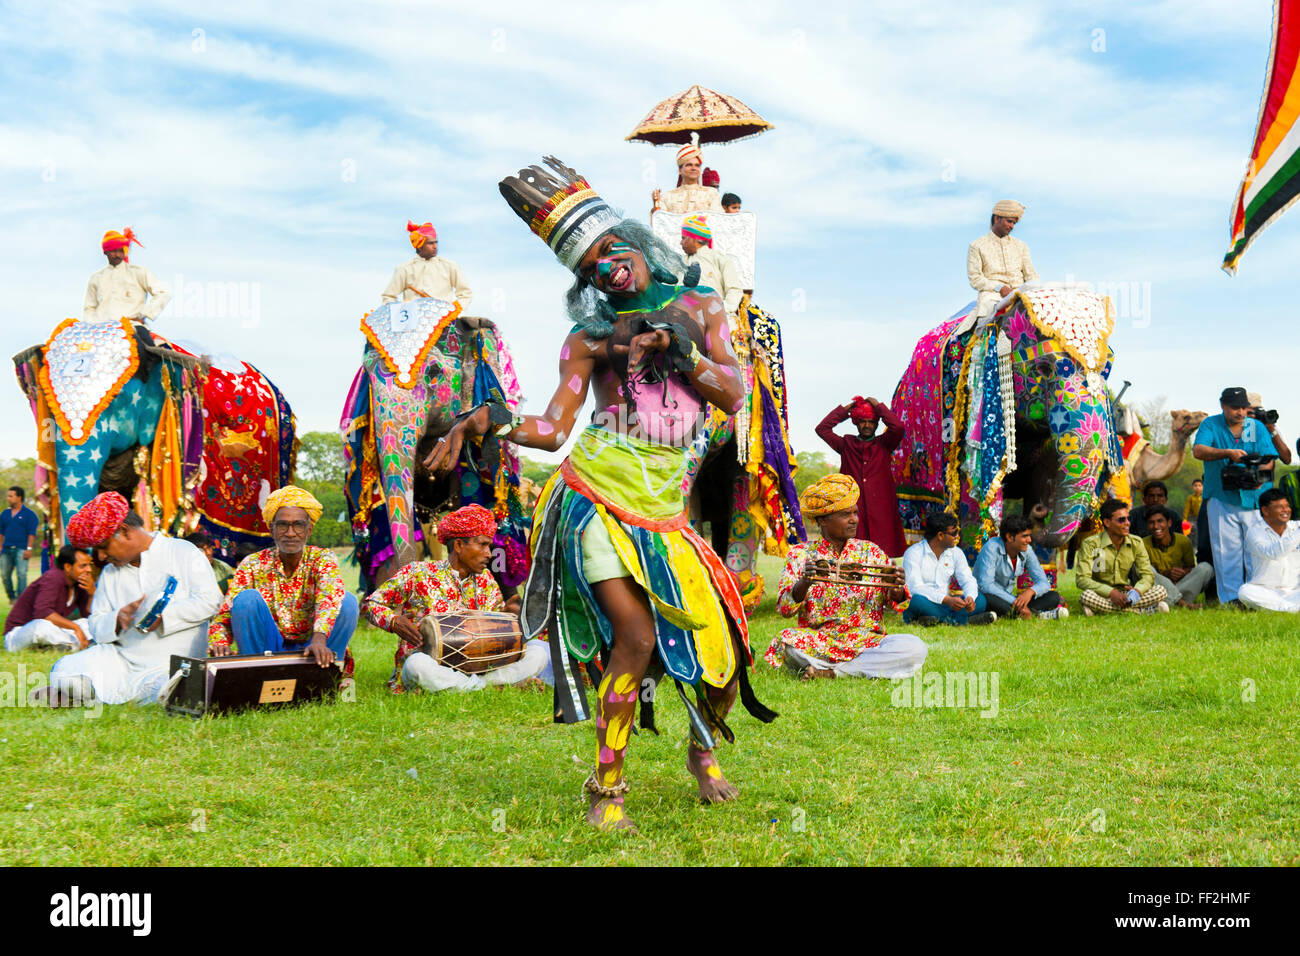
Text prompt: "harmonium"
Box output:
[[163, 652, 343, 717]]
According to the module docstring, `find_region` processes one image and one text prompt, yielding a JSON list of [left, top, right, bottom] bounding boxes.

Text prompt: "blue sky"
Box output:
[[1, 0, 1295, 469]]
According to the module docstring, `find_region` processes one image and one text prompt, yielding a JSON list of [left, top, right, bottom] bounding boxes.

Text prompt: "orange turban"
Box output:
[[437, 504, 497, 543], [407, 221, 437, 249], [101, 228, 142, 261], [66, 491, 131, 547]]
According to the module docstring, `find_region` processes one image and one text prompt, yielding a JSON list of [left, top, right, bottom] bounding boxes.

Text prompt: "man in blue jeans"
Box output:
[[902, 512, 996, 626], [205, 486, 358, 670], [974, 514, 1067, 620], [0, 486, 41, 601]]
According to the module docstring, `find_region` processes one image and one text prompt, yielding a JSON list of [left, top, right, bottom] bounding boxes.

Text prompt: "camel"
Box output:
[[1129, 408, 1208, 487]]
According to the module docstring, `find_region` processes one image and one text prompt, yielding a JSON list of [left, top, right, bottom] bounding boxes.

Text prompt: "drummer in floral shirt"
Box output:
[[766, 475, 928, 681], [363, 504, 547, 694], [207, 486, 358, 676]]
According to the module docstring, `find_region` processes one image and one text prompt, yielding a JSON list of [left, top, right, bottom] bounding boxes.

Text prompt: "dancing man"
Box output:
[[766, 475, 927, 680], [364, 503, 549, 693], [428, 156, 775, 832]]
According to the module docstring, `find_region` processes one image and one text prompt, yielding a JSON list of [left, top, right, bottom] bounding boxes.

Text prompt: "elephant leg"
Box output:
[[726, 476, 764, 609], [367, 355, 429, 571]]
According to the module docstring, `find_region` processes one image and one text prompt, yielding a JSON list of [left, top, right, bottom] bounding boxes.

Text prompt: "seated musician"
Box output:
[[765, 475, 928, 680], [206, 486, 359, 670], [363, 503, 548, 693], [36, 492, 222, 706]]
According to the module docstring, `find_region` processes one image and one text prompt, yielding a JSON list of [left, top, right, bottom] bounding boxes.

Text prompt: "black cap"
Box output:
[[1220, 386, 1250, 407]]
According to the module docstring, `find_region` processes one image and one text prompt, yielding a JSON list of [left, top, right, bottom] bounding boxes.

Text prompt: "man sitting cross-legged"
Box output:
[[1238, 488, 1300, 612], [974, 514, 1068, 621], [364, 504, 549, 693], [1142, 506, 1213, 609], [765, 475, 927, 680], [1076, 498, 1169, 616], [4, 545, 95, 652], [902, 512, 996, 627], [36, 492, 221, 705], [207, 486, 358, 670]]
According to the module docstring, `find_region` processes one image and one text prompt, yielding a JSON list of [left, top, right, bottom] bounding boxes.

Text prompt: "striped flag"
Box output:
[[1224, 0, 1300, 274]]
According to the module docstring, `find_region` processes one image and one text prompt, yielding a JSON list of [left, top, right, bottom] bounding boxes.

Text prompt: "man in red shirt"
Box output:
[[3, 546, 94, 651], [815, 396, 907, 556]]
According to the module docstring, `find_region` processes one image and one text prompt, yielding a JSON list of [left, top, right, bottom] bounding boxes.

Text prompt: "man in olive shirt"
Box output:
[[1143, 507, 1214, 609], [1076, 499, 1169, 615]]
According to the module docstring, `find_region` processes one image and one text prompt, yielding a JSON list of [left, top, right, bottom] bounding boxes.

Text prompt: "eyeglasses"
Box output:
[[1111, 516, 1131, 523], [271, 520, 310, 535]]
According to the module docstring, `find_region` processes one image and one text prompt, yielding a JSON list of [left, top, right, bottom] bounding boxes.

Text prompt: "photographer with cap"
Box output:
[[1192, 386, 1292, 606]]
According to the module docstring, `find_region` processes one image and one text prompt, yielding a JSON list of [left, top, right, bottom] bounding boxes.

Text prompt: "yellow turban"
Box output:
[[992, 199, 1025, 220], [800, 474, 860, 518], [262, 485, 323, 528]]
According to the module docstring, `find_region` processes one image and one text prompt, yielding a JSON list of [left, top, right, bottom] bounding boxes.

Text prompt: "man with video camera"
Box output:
[[1192, 386, 1292, 606]]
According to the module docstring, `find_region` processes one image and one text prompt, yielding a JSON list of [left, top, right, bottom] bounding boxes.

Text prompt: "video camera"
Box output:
[[1221, 454, 1275, 492], [1249, 406, 1279, 427]]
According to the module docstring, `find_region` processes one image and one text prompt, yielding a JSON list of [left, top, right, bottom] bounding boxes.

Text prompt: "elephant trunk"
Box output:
[[1039, 406, 1113, 551]]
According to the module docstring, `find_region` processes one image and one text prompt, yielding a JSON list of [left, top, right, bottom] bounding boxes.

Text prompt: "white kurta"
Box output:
[[967, 231, 1038, 318], [380, 256, 473, 306], [684, 246, 744, 313], [658, 184, 723, 214], [1239, 520, 1300, 612], [84, 262, 171, 322], [49, 535, 222, 704]]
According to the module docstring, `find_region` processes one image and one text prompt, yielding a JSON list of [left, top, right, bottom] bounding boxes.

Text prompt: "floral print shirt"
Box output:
[[362, 559, 504, 693], [766, 537, 894, 666], [207, 546, 346, 648]]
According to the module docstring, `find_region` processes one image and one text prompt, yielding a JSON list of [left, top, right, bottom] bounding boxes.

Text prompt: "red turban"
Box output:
[[407, 220, 437, 250], [66, 491, 131, 547], [702, 167, 720, 188], [437, 504, 497, 543], [101, 228, 142, 261], [849, 396, 878, 424]]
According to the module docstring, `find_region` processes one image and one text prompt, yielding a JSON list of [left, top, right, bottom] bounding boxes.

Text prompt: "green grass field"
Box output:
[[1, 551, 1296, 866]]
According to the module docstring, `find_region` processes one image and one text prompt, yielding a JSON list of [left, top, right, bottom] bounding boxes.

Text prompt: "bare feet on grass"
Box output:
[[585, 794, 638, 833], [687, 746, 739, 803]]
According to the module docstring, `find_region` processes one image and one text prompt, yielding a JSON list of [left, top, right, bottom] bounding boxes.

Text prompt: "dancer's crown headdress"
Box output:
[[499, 156, 621, 273]]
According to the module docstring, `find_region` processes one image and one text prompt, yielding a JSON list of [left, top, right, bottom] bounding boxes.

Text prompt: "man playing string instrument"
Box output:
[[428, 156, 775, 832], [766, 475, 928, 680], [363, 503, 548, 693]]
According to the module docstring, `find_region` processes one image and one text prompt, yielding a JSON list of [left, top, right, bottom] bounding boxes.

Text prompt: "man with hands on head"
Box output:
[[816, 395, 907, 557], [207, 486, 358, 670]]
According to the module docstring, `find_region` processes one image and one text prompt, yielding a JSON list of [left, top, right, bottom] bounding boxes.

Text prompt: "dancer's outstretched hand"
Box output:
[[424, 406, 491, 474]]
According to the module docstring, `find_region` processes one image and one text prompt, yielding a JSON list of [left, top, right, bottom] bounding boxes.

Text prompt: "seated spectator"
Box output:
[[902, 512, 996, 626], [721, 192, 742, 213], [974, 514, 1067, 620], [1238, 488, 1300, 612], [1076, 498, 1169, 615], [1143, 507, 1213, 609], [364, 504, 548, 693], [1128, 480, 1170, 538], [1182, 477, 1203, 545], [206, 486, 358, 670], [3, 545, 94, 651], [185, 531, 235, 594], [766, 475, 926, 679]]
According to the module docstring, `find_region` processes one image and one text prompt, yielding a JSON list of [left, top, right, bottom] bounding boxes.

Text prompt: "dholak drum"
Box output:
[[419, 611, 525, 675]]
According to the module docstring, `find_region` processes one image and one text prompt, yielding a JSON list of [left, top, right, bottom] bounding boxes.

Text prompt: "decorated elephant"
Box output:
[[681, 296, 804, 608], [890, 283, 1124, 555], [340, 297, 529, 592], [13, 318, 297, 557]]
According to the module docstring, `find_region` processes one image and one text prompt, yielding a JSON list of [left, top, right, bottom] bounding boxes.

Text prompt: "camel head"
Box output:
[[1170, 409, 1208, 436]]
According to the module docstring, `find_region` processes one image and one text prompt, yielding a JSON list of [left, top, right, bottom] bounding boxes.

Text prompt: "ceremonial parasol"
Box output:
[[625, 84, 773, 146]]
